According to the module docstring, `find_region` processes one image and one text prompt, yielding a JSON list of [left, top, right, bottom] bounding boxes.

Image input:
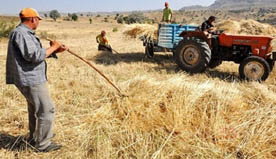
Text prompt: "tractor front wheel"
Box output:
[[239, 56, 270, 81]]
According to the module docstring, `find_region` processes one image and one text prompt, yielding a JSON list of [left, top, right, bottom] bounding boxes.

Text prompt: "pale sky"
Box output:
[[0, 0, 216, 15]]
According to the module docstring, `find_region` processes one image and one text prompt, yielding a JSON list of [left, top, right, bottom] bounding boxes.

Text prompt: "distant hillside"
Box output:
[[180, 0, 276, 10], [179, 5, 207, 11], [210, 0, 276, 9]]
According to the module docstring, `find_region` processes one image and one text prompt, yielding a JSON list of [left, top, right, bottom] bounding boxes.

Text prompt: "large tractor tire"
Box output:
[[175, 38, 211, 73], [239, 56, 270, 81], [145, 43, 154, 58]]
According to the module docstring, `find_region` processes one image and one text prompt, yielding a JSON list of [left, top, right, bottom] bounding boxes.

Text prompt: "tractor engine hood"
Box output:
[[219, 33, 274, 58]]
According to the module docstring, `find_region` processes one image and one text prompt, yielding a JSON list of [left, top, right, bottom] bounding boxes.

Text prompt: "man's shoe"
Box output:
[[27, 134, 55, 147], [36, 143, 62, 153]]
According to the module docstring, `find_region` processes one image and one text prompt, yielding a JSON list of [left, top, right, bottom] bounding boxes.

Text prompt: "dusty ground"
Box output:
[[1, 17, 276, 158]]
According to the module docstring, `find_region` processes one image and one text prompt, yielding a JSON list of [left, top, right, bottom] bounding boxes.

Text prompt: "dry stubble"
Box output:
[[0, 18, 276, 159]]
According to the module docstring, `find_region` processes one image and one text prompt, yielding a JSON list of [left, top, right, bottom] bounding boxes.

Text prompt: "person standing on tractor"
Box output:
[[6, 8, 67, 152], [96, 31, 112, 53], [162, 2, 173, 23], [201, 16, 216, 37]]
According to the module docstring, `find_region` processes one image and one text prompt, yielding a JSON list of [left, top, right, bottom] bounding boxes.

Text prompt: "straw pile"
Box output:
[[216, 19, 276, 35], [123, 24, 158, 39], [123, 20, 276, 39]]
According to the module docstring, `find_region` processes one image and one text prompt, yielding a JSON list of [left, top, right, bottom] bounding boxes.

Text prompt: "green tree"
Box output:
[[115, 13, 120, 20], [0, 20, 16, 38], [49, 10, 61, 21], [119, 13, 147, 24], [104, 17, 108, 22], [117, 15, 124, 24], [71, 13, 78, 21]]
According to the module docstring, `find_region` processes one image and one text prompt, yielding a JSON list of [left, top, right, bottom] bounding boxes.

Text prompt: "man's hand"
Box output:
[[55, 45, 68, 53], [208, 27, 216, 32], [50, 40, 62, 50], [46, 39, 67, 58], [50, 41, 67, 53]]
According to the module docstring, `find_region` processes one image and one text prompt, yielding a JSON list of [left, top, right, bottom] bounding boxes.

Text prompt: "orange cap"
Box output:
[[19, 8, 42, 20]]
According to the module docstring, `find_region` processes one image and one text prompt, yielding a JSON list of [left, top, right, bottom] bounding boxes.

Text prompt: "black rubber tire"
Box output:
[[239, 56, 270, 81], [209, 59, 222, 69], [267, 59, 275, 72], [175, 38, 211, 73], [172, 50, 176, 59], [145, 43, 154, 58]]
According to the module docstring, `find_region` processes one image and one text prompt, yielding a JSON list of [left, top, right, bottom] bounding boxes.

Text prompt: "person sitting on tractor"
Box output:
[[201, 16, 217, 47], [201, 16, 216, 38], [162, 2, 173, 23], [96, 31, 112, 53]]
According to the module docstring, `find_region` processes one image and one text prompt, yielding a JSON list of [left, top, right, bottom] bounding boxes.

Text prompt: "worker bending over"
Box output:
[[96, 31, 112, 53]]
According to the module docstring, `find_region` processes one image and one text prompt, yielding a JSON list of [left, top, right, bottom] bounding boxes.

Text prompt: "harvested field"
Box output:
[[1, 17, 276, 159]]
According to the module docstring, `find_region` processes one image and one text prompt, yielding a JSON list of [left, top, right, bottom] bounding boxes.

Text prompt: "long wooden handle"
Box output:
[[46, 38, 123, 95], [111, 48, 120, 54], [67, 49, 122, 95]]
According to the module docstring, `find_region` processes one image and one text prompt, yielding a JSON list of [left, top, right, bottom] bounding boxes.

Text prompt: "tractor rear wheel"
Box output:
[[175, 38, 211, 73], [239, 56, 270, 81]]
